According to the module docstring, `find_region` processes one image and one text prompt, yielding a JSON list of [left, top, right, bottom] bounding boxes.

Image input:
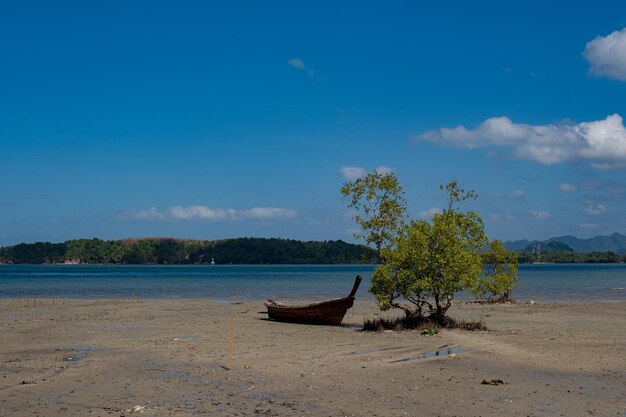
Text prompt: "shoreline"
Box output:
[[3, 297, 626, 304], [1, 299, 624, 416]]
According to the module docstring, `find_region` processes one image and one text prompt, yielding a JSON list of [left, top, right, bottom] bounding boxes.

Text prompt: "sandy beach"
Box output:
[[1, 299, 624, 416]]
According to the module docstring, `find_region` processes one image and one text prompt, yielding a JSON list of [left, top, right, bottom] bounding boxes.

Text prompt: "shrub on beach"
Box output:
[[472, 239, 518, 302], [362, 314, 486, 332], [343, 174, 518, 327]]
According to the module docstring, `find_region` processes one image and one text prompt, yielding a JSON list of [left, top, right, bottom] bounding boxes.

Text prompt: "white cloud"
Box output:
[[287, 58, 305, 70], [529, 210, 551, 220], [288, 57, 324, 80], [375, 166, 393, 175], [559, 183, 578, 192], [340, 166, 367, 181], [123, 206, 297, 221], [415, 114, 626, 168], [340, 166, 394, 181], [489, 213, 514, 222], [419, 207, 442, 219], [239, 207, 297, 219], [170, 206, 237, 220], [121, 207, 165, 220], [510, 189, 526, 199], [584, 203, 606, 216], [583, 27, 626, 81]]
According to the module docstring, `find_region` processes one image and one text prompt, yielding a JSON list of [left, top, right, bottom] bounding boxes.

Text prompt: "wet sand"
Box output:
[[1, 299, 624, 416]]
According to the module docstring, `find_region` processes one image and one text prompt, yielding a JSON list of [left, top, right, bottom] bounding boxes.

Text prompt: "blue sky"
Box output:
[[2, 1, 626, 246]]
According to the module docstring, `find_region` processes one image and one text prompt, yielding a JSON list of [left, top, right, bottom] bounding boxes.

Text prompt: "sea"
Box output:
[[0, 264, 625, 302]]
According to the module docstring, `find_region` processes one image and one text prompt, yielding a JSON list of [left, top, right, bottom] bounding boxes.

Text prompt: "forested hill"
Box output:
[[505, 232, 626, 254], [0, 238, 376, 265]]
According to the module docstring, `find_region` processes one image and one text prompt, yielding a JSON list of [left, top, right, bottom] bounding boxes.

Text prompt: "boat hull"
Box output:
[[265, 297, 355, 326], [264, 275, 362, 326]]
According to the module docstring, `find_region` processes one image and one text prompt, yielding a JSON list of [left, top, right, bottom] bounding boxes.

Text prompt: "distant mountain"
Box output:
[[505, 232, 626, 254], [545, 233, 626, 254], [523, 241, 574, 253], [505, 239, 531, 252]]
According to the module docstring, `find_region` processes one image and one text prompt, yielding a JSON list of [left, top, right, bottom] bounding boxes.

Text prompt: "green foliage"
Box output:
[[517, 250, 623, 263], [199, 238, 374, 264], [64, 238, 119, 264], [341, 170, 407, 253], [473, 240, 518, 301], [155, 238, 188, 264], [420, 327, 439, 336], [121, 239, 158, 264], [0, 242, 65, 264], [370, 181, 487, 322]]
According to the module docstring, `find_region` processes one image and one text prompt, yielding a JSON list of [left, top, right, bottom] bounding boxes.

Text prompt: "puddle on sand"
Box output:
[[390, 345, 467, 363], [174, 336, 198, 341], [63, 343, 102, 361], [350, 346, 412, 355], [63, 352, 87, 362], [249, 392, 280, 402], [70, 343, 101, 352]]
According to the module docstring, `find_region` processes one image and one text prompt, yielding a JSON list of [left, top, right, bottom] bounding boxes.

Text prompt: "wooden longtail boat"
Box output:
[[264, 275, 362, 326]]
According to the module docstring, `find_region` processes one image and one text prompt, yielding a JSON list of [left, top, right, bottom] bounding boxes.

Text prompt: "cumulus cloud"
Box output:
[[489, 213, 515, 222], [529, 210, 550, 220], [419, 207, 442, 219], [415, 114, 626, 168], [122, 206, 297, 221], [120, 207, 165, 220], [170, 206, 237, 220], [510, 189, 526, 199], [340, 166, 367, 181], [583, 27, 626, 81], [559, 183, 578, 192], [584, 203, 606, 215], [375, 166, 393, 175], [239, 207, 297, 219], [287, 58, 305, 70], [288, 57, 324, 80], [340, 166, 395, 180]]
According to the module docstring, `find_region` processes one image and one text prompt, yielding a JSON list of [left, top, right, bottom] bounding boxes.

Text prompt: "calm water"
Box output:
[[0, 263, 625, 302]]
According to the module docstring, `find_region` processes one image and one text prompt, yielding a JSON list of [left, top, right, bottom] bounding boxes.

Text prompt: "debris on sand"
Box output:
[[125, 405, 147, 413], [481, 379, 505, 386]]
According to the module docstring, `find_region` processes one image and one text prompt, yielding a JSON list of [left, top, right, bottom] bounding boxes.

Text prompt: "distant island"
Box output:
[[0, 237, 377, 265], [2, 233, 626, 265], [504, 232, 626, 263]]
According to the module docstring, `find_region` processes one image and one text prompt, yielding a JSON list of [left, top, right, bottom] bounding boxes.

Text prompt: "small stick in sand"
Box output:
[[227, 316, 234, 370]]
